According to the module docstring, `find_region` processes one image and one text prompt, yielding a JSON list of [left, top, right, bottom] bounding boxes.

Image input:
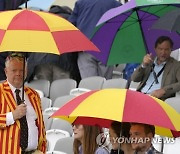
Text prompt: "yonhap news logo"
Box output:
[[96, 132, 110, 147], [96, 132, 175, 146], [152, 137, 175, 144]]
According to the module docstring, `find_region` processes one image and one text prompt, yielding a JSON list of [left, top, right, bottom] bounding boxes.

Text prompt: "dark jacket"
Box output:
[[110, 149, 124, 154], [68, 0, 120, 38], [4, 0, 27, 10], [0, 52, 8, 80]]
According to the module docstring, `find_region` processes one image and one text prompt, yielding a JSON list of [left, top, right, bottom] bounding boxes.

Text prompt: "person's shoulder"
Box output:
[[168, 57, 179, 63], [167, 57, 180, 67], [25, 86, 39, 96], [95, 147, 109, 154]]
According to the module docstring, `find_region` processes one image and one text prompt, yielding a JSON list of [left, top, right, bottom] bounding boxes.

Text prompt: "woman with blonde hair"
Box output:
[[73, 124, 109, 154]]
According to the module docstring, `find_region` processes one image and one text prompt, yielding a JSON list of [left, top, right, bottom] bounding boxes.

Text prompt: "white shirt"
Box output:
[[6, 81, 38, 151], [141, 59, 166, 94]]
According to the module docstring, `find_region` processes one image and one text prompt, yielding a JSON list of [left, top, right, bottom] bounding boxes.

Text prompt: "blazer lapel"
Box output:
[[24, 87, 38, 115], [1, 81, 20, 128], [161, 59, 172, 86], [2, 81, 17, 111]]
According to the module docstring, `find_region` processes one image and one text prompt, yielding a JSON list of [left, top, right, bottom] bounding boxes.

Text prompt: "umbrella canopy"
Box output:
[[88, 0, 180, 65], [0, 9, 99, 54], [152, 8, 180, 32], [51, 89, 180, 137]]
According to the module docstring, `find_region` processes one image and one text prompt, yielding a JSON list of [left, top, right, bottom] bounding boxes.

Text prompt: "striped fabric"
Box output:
[[0, 81, 46, 154]]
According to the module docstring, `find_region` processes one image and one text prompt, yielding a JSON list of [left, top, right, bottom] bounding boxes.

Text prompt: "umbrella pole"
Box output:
[[23, 3, 28, 103], [160, 138, 164, 153], [135, 9, 158, 83], [22, 53, 26, 102], [25, 0, 27, 9], [118, 123, 123, 154]]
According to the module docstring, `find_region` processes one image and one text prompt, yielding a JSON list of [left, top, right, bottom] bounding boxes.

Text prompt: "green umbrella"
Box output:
[[89, 0, 180, 65]]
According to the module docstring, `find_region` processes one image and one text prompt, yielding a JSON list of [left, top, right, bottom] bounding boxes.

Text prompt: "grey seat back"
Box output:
[[50, 79, 77, 102]]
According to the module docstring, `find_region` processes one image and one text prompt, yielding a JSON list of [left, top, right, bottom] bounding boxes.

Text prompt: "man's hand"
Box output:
[[12, 104, 27, 120], [150, 89, 166, 98], [142, 54, 153, 67]]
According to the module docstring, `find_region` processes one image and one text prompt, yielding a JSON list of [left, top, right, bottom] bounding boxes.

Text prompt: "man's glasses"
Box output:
[[9, 52, 24, 58]]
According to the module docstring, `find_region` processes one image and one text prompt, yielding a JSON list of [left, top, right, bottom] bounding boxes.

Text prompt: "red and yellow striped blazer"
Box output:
[[0, 81, 46, 154]]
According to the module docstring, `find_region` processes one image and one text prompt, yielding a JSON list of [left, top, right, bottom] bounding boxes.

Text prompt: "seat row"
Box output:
[[36, 76, 179, 116], [26, 77, 140, 102]]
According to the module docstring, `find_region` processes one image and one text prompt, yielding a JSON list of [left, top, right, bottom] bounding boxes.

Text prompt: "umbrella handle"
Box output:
[[25, 0, 27, 9], [22, 53, 27, 101], [160, 137, 164, 152]]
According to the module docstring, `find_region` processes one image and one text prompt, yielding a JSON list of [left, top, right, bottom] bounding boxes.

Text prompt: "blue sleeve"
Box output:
[[114, 1, 122, 7], [68, 0, 80, 26]]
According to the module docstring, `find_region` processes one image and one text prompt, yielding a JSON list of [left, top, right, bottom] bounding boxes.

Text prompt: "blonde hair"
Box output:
[[5, 53, 27, 68]]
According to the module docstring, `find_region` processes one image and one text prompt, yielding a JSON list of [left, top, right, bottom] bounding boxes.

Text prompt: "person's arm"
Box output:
[[35, 92, 47, 153], [131, 54, 152, 82], [6, 112, 15, 126], [131, 65, 146, 82], [0, 89, 24, 129], [162, 62, 180, 98], [0, 104, 27, 129], [0, 112, 16, 129], [0, 113, 7, 129], [151, 60, 180, 99], [68, 0, 79, 26]]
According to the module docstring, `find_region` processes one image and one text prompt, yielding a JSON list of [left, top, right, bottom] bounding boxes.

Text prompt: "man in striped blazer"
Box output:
[[0, 53, 46, 154]]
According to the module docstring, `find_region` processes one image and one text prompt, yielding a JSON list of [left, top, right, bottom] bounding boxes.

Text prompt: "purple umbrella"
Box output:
[[88, 0, 180, 65]]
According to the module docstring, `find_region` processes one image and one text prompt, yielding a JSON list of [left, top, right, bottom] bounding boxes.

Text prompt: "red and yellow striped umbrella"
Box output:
[[51, 89, 180, 137], [0, 9, 99, 54]]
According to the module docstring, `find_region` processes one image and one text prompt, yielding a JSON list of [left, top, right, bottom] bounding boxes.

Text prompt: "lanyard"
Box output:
[[151, 63, 166, 84], [140, 63, 166, 94]]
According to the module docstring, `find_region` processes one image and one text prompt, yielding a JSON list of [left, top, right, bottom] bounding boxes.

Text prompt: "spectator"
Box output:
[[0, 52, 46, 153], [130, 123, 162, 154], [131, 36, 180, 100], [109, 121, 134, 154], [73, 124, 109, 154], [68, 0, 121, 79]]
